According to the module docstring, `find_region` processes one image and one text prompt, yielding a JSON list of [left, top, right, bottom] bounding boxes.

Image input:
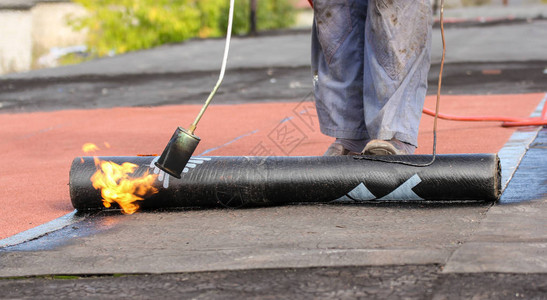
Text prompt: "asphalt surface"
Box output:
[[1, 60, 546, 113], [0, 7, 546, 300], [1, 265, 546, 300]]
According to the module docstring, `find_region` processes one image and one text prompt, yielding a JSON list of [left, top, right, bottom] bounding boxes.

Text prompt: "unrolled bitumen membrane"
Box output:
[[70, 154, 501, 211]]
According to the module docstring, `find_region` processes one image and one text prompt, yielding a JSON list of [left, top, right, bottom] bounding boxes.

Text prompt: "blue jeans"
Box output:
[[312, 0, 432, 147]]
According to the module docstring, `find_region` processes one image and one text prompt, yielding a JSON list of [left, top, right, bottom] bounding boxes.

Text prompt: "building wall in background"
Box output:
[[0, 1, 86, 75], [0, 10, 32, 74], [32, 2, 87, 52]]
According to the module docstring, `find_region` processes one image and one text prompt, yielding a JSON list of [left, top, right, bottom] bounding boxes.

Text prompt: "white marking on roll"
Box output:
[[378, 174, 423, 201]]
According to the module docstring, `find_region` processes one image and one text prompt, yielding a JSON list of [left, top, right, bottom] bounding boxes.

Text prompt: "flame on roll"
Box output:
[[83, 143, 158, 214]]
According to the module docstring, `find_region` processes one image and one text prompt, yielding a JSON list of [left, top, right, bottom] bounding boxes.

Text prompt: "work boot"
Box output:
[[324, 143, 360, 156], [362, 139, 416, 155]]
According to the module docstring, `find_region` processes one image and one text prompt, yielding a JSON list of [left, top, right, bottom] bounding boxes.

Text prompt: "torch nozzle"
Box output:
[[155, 127, 200, 179]]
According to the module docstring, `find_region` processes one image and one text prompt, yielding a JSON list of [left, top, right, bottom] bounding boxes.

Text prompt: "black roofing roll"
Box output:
[[69, 154, 501, 211]]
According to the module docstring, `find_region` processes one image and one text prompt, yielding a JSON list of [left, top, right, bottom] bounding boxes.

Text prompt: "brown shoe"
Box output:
[[362, 139, 416, 155], [324, 143, 360, 156]]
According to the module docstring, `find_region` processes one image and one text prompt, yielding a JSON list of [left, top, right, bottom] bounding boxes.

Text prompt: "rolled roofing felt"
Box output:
[[70, 154, 501, 211]]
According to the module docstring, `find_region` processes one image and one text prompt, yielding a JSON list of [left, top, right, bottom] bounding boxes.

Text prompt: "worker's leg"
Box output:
[[312, 0, 368, 141], [362, 0, 432, 147]]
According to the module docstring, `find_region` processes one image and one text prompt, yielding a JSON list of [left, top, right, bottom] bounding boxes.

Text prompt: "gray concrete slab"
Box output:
[[441, 3, 547, 20], [438, 20, 547, 63], [444, 241, 547, 273], [0, 204, 489, 277], [471, 199, 547, 243], [1, 33, 312, 80]]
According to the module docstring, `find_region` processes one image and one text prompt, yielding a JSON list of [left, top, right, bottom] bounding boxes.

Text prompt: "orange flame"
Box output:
[[82, 143, 100, 153], [91, 158, 158, 214], [82, 142, 158, 214]]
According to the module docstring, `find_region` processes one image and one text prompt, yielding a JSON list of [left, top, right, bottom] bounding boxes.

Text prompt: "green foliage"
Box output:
[[217, 0, 296, 35], [461, 0, 491, 6], [58, 52, 90, 66], [69, 0, 296, 58]]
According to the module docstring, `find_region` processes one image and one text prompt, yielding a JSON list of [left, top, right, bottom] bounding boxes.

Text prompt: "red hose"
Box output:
[[307, 0, 313, 8], [422, 102, 547, 127]]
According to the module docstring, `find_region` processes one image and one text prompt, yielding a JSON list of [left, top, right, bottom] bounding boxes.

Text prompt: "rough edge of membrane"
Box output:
[[498, 93, 546, 191], [0, 210, 83, 249]]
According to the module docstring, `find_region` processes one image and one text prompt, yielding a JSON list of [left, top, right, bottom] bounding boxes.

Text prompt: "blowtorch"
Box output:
[[155, 0, 235, 178]]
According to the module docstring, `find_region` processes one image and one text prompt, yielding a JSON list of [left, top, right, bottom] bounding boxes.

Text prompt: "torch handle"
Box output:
[[189, 0, 235, 135]]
